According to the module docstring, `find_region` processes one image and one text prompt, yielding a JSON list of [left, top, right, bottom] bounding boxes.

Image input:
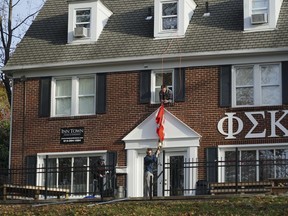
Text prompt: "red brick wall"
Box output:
[[11, 67, 288, 170]]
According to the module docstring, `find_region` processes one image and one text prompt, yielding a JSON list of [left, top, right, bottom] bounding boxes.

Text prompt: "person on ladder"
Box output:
[[159, 84, 173, 104]]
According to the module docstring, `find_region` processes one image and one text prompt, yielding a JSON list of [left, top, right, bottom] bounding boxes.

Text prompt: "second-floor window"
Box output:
[[162, 1, 178, 30], [51, 76, 95, 117], [232, 63, 281, 107], [151, 70, 174, 103]]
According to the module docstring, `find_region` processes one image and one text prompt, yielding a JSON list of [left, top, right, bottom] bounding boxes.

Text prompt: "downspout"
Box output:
[[21, 76, 27, 167], [8, 79, 14, 169]]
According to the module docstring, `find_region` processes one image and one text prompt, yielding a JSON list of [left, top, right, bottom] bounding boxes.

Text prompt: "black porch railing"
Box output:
[[0, 164, 116, 200], [1, 154, 288, 200]]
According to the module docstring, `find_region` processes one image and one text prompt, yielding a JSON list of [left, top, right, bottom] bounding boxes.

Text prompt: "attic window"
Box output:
[[252, 0, 268, 15], [154, 0, 196, 39], [162, 2, 178, 30], [74, 9, 91, 38], [67, 0, 112, 44]]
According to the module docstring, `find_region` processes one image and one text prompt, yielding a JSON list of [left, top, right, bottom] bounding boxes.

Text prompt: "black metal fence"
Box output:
[[1, 153, 288, 200], [0, 164, 116, 200]]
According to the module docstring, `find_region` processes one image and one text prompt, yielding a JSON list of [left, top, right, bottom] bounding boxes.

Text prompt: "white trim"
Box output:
[[67, 0, 112, 44], [51, 75, 96, 117], [232, 62, 282, 107], [37, 150, 107, 157], [218, 143, 288, 149], [150, 69, 174, 104]]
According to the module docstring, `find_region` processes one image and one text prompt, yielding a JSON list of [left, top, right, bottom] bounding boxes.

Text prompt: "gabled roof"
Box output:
[[6, 0, 288, 69], [122, 107, 201, 141]]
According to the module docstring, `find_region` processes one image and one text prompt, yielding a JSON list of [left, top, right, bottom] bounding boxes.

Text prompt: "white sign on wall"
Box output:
[[217, 110, 288, 139]]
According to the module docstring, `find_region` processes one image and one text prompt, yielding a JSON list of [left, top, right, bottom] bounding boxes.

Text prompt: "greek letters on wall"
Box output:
[[218, 110, 288, 139]]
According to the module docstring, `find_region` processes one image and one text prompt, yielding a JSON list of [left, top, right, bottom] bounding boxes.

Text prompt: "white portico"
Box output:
[[123, 108, 201, 197]]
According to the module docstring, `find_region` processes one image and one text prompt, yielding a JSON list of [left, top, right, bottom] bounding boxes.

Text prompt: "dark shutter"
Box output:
[[206, 147, 218, 183], [282, 62, 288, 105], [26, 155, 37, 186], [139, 70, 151, 103], [39, 77, 51, 117], [219, 65, 231, 107], [174, 68, 185, 102], [96, 73, 106, 114], [106, 151, 117, 167]]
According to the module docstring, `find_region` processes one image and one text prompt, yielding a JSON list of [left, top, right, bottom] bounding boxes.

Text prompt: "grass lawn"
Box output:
[[0, 195, 288, 215]]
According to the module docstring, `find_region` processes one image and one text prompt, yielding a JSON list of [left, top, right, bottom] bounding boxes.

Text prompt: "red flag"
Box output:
[[156, 104, 165, 141]]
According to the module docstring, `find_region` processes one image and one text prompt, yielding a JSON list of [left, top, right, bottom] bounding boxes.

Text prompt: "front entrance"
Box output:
[[124, 107, 201, 197]]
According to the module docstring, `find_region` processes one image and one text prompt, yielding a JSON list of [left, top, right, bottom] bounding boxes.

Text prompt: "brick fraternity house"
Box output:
[[3, 0, 288, 198]]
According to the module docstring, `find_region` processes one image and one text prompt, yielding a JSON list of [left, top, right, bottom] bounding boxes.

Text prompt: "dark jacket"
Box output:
[[144, 154, 157, 173], [159, 89, 173, 102]]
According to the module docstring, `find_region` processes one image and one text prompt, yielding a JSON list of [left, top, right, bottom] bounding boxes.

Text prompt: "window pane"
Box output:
[[76, 10, 91, 23], [162, 3, 177, 16], [79, 97, 94, 114], [275, 149, 288, 178], [163, 17, 177, 30], [236, 87, 254, 105], [44, 158, 57, 187], [56, 98, 71, 115], [252, 0, 268, 9], [241, 151, 256, 182], [261, 65, 280, 85], [236, 67, 253, 86], [58, 158, 72, 190], [262, 86, 281, 105], [56, 80, 71, 97], [259, 150, 274, 180], [155, 87, 161, 103], [225, 151, 238, 182], [79, 77, 94, 95], [73, 157, 87, 194], [156, 72, 172, 86]]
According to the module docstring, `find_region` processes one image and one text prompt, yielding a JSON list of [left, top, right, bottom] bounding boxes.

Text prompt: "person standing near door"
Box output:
[[144, 148, 160, 198], [93, 157, 106, 197]]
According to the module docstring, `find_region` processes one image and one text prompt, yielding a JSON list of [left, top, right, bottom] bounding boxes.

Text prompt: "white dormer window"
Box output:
[[154, 0, 196, 39], [74, 9, 91, 38], [251, 0, 268, 24], [244, 0, 283, 32], [162, 2, 178, 30], [67, 0, 112, 44]]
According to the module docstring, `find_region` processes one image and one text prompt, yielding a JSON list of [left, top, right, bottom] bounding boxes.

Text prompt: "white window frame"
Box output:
[[243, 0, 283, 32], [161, 1, 178, 32], [151, 69, 174, 104], [36, 150, 107, 198], [51, 75, 96, 117], [154, 0, 196, 39], [252, 0, 269, 15], [74, 8, 91, 38], [232, 63, 282, 108], [67, 1, 112, 44], [218, 144, 288, 183]]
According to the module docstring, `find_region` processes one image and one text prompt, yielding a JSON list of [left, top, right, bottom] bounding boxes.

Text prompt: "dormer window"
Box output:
[[74, 9, 91, 38], [67, 0, 112, 44], [162, 2, 178, 30], [154, 0, 196, 39], [251, 0, 268, 24], [243, 0, 283, 32]]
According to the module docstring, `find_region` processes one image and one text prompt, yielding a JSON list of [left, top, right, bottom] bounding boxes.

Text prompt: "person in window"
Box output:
[[93, 157, 106, 196], [144, 148, 160, 198], [159, 84, 173, 104]]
